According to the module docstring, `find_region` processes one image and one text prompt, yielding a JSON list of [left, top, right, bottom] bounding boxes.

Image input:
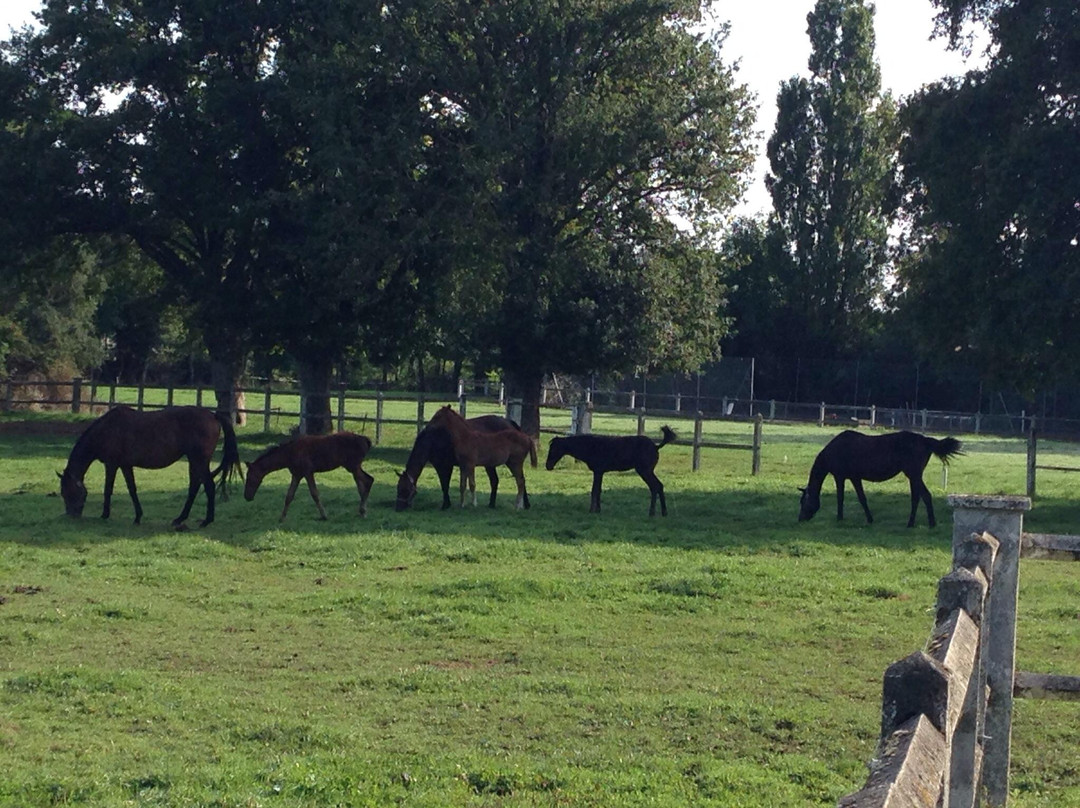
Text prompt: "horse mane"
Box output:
[[68, 406, 127, 465], [251, 439, 294, 466]]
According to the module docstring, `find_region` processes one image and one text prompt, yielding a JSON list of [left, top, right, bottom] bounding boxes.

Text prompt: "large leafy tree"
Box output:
[[421, 0, 755, 433], [765, 0, 899, 357], [898, 0, 1079, 397], [3, 0, 301, 416]]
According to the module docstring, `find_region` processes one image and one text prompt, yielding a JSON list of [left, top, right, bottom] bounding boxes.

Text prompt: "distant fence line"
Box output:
[[839, 496, 1080, 807], [0, 377, 762, 475], [5, 376, 1076, 440]]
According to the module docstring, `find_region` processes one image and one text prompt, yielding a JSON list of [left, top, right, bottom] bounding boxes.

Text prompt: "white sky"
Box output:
[[2, 0, 986, 217]]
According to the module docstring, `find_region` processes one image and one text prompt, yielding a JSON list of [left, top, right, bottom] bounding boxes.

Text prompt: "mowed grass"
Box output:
[[1, 406, 1079, 807]]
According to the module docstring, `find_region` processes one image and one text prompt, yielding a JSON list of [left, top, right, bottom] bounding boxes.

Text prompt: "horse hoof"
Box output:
[[173, 522, 190, 533]]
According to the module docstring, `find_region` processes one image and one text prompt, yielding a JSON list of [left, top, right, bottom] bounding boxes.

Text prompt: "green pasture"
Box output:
[[1, 408, 1079, 807]]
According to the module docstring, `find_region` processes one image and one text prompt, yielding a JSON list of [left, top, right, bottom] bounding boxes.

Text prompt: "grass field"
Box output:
[[2, 404, 1079, 807]]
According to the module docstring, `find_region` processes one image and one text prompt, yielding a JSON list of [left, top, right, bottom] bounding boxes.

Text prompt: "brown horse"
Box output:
[[58, 405, 242, 528], [244, 432, 374, 521], [427, 406, 536, 509], [395, 414, 524, 511]]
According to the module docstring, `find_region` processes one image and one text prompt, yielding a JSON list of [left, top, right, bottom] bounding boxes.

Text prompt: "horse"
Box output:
[[395, 414, 524, 511], [58, 405, 242, 528], [545, 425, 676, 516], [798, 430, 963, 528], [425, 405, 536, 509], [244, 432, 374, 521]]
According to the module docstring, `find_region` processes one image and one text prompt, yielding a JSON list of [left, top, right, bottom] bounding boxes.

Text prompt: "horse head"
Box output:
[[58, 469, 87, 517], [797, 486, 820, 522], [545, 438, 567, 470], [243, 463, 264, 501], [395, 471, 417, 511]]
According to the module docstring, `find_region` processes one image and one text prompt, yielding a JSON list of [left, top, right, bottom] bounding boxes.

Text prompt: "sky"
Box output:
[[1, 0, 987, 217]]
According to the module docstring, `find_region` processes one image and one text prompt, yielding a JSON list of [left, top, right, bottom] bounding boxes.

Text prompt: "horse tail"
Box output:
[[529, 436, 538, 468], [929, 436, 963, 464], [657, 425, 677, 449], [212, 412, 244, 496]]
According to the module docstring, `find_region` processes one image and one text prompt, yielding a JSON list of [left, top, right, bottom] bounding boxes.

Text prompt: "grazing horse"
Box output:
[[395, 415, 524, 511], [545, 426, 676, 516], [244, 432, 374, 521], [798, 430, 963, 527], [426, 406, 536, 509], [58, 405, 242, 528]]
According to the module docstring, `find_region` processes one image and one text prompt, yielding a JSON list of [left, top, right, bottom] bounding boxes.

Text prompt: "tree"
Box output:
[[898, 0, 1079, 397], [4, 0, 303, 417], [765, 0, 899, 357], [422, 0, 755, 433]]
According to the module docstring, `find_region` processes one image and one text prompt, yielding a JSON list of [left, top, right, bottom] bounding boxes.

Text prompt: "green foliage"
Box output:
[[765, 0, 899, 356], [898, 0, 1079, 396], [1, 413, 1079, 805]]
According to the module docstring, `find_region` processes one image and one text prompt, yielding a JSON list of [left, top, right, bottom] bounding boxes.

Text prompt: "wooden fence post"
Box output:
[[416, 393, 425, 433], [109, 380, 117, 408], [136, 383, 145, 411], [196, 385, 203, 407], [769, 399, 775, 420], [1026, 419, 1037, 499], [71, 377, 82, 413], [263, 385, 272, 432], [337, 383, 347, 432], [166, 385, 174, 408], [459, 392, 467, 418], [752, 414, 762, 476], [692, 412, 703, 472], [636, 408, 645, 436], [375, 391, 384, 444], [948, 494, 1030, 807]]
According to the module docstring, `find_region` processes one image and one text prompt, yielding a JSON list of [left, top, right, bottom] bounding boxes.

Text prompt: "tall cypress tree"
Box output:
[[765, 0, 898, 356]]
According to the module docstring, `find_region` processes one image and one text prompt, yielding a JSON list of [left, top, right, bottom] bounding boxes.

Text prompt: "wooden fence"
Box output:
[[839, 495, 1080, 807], [1025, 418, 1080, 498], [1, 378, 762, 475]]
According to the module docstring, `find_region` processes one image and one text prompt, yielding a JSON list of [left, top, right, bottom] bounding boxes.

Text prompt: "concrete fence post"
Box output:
[[948, 494, 1030, 807]]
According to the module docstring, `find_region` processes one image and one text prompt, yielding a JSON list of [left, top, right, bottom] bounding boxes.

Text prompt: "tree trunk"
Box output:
[[298, 356, 333, 435], [210, 358, 246, 425], [507, 368, 544, 436]]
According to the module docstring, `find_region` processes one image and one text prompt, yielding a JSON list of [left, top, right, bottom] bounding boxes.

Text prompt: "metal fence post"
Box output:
[[752, 414, 762, 476], [376, 391, 384, 444], [692, 412, 703, 472]]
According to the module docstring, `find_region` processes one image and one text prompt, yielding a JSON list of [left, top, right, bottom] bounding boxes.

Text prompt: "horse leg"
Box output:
[[280, 474, 302, 521], [639, 467, 666, 517], [909, 476, 935, 528], [305, 473, 328, 520], [590, 471, 604, 513], [437, 462, 453, 510], [509, 460, 526, 510], [353, 468, 373, 517], [120, 466, 143, 525], [174, 463, 204, 528], [101, 464, 118, 519], [485, 465, 500, 508], [833, 474, 846, 520], [851, 478, 873, 524]]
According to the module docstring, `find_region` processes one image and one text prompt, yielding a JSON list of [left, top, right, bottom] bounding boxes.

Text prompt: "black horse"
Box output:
[[395, 414, 524, 510], [798, 430, 962, 528], [545, 426, 676, 516]]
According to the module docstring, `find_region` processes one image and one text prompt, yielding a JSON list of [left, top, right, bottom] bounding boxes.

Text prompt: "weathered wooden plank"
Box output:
[[1021, 533, 1080, 561], [1015, 671, 1080, 701], [837, 715, 945, 808], [925, 609, 979, 740]]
